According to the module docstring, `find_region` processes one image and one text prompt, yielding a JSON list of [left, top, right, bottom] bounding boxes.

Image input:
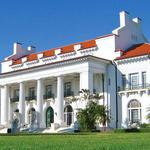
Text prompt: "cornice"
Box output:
[[0, 55, 110, 78]]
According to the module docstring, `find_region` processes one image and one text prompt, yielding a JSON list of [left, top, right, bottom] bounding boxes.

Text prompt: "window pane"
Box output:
[[29, 87, 35, 97], [128, 100, 141, 108], [131, 109, 139, 123], [130, 73, 139, 89], [142, 72, 146, 88], [14, 89, 19, 98], [46, 85, 52, 96], [64, 82, 71, 96], [122, 75, 126, 90]]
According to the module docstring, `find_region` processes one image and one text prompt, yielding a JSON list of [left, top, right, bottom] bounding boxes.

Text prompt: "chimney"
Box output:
[[132, 17, 142, 25], [13, 42, 22, 55], [27, 46, 36, 52], [119, 11, 130, 27]]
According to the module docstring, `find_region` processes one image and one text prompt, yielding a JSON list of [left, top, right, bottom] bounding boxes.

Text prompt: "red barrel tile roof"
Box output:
[[12, 59, 22, 65], [80, 40, 96, 49], [11, 34, 114, 66], [27, 54, 38, 62], [116, 43, 150, 60], [61, 45, 75, 54], [43, 49, 55, 58]]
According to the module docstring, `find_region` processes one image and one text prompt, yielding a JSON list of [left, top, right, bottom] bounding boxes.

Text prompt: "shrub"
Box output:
[[77, 101, 109, 131], [114, 128, 140, 133], [125, 128, 140, 132], [140, 128, 150, 132], [140, 123, 150, 128]]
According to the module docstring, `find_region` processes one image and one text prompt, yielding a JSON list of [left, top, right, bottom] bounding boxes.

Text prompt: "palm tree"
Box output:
[[79, 89, 92, 100], [79, 89, 103, 102], [77, 99, 110, 131], [95, 105, 110, 131]]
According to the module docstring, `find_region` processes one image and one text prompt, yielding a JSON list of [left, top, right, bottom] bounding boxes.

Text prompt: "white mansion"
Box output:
[[0, 11, 150, 132]]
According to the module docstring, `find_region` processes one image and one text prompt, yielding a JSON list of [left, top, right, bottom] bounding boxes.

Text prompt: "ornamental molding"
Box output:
[[116, 55, 149, 65]]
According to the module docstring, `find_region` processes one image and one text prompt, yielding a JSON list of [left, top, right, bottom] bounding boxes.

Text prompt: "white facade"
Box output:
[[116, 55, 150, 128], [0, 11, 149, 131]]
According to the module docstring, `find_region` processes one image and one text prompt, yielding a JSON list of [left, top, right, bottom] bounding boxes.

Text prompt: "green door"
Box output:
[[46, 107, 54, 127]]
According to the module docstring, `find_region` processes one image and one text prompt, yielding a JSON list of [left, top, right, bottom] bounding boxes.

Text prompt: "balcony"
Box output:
[[64, 91, 74, 97], [10, 97, 19, 103], [25, 96, 36, 101], [43, 93, 54, 99], [119, 83, 150, 91], [118, 83, 150, 95]]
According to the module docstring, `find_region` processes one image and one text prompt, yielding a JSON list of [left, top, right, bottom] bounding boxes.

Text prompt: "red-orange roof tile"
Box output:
[[27, 54, 38, 62], [61, 45, 74, 54], [80, 40, 96, 49], [116, 43, 150, 60], [12, 59, 22, 65], [43, 49, 55, 58]]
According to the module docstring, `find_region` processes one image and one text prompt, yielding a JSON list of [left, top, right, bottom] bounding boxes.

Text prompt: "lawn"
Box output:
[[0, 133, 150, 150]]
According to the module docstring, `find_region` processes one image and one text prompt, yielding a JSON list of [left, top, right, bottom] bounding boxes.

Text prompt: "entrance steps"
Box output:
[[56, 126, 74, 133], [0, 128, 8, 133], [42, 126, 74, 133], [42, 127, 57, 133], [0, 125, 8, 133]]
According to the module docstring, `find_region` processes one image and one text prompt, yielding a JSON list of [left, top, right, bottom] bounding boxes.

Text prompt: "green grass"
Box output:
[[0, 133, 150, 150]]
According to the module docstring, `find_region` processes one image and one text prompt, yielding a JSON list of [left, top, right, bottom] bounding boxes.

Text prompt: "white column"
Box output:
[[19, 82, 25, 127], [37, 79, 44, 128], [1, 85, 9, 126], [57, 76, 64, 125], [80, 71, 93, 93]]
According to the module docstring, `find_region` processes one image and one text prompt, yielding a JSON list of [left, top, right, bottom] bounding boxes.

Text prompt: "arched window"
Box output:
[[128, 100, 141, 123], [64, 105, 73, 126], [46, 106, 54, 128], [28, 108, 36, 125]]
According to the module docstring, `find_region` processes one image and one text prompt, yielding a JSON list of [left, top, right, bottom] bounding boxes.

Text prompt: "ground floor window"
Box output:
[[128, 99, 141, 123], [46, 106, 54, 127], [64, 105, 73, 126]]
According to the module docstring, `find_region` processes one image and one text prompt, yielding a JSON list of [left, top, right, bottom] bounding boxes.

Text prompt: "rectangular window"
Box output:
[[64, 82, 72, 97], [142, 72, 146, 88], [130, 73, 139, 89], [46, 85, 53, 97], [122, 75, 126, 90], [29, 87, 35, 98], [14, 89, 19, 98], [131, 109, 139, 123]]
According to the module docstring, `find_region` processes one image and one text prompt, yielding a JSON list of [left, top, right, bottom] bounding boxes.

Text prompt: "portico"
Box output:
[[0, 55, 108, 130]]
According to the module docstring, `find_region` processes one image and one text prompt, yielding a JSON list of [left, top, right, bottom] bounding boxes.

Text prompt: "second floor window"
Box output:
[[46, 85, 53, 97], [14, 89, 19, 98], [64, 82, 72, 97], [29, 87, 35, 98], [142, 72, 146, 88], [130, 73, 139, 89], [122, 75, 126, 90]]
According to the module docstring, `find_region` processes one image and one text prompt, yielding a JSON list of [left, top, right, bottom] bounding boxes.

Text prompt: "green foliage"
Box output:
[[114, 128, 140, 133], [77, 89, 110, 131], [77, 101, 109, 131], [140, 123, 150, 128], [140, 128, 150, 132], [114, 128, 150, 133]]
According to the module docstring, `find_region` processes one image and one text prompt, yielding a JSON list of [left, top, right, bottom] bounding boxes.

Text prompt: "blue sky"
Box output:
[[0, 0, 150, 61]]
